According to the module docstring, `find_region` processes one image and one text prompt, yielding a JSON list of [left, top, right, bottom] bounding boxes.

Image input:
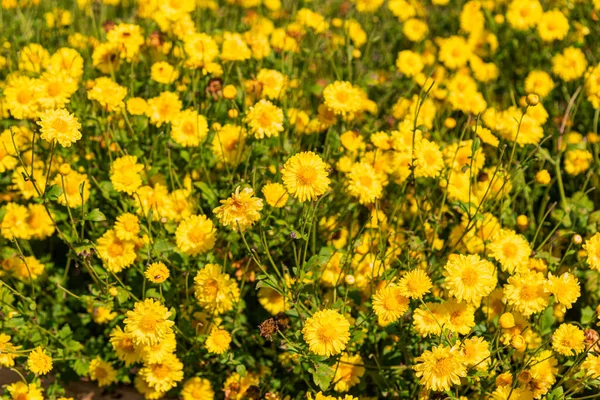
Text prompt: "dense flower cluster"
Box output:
[[1, 0, 600, 399]]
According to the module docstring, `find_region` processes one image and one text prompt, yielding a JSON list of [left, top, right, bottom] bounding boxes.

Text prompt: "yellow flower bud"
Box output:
[[499, 312, 515, 329], [222, 85, 237, 100], [58, 163, 71, 176], [527, 94, 540, 106]]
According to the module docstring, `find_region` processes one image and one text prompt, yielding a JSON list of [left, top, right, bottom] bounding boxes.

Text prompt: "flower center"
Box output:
[[297, 166, 318, 185], [17, 90, 33, 104], [51, 118, 70, 133], [152, 364, 170, 379], [47, 82, 62, 97], [461, 267, 479, 287], [257, 112, 273, 128], [316, 325, 335, 343], [95, 367, 108, 379], [433, 355, 454, 376], [502, 242, 518, 259]]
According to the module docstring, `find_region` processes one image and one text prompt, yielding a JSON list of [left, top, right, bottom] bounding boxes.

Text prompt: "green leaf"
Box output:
[[85, 209, 106, 222], [540, 307, 555, 335], [195, 182, 218, 206], [145, 288, 160, 299], [72, 358, 89, 376], [236, 364, 247, 377], [154, 240, 176, 253], [312, 363, 334, 391], [45, 184, 63, 201], [581, 306, 595, 325], [58, 325, 73, 340]]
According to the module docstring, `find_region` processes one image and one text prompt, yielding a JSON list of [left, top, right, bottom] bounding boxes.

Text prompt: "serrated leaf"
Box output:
[[72, 358, 89, 376], [46, 184, 63, 201], [85, 208, 106, 222], [312, 363, 334, 391]]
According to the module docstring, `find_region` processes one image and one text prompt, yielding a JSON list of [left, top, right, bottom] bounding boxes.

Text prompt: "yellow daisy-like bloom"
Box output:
[[6, 382, 44, 400], [256, 68, 288, 99], [194, 263, 241, 314], [1, 203, 30, 240], [4, 76, 41, 120], [145, 262, 170, 283], [439, 36, 471, 69], [110, 326, 141, 366], [205, 328, 232, 354], [582, 354, 600, 379], [346, 162, 384, 204], [213, 187, 264, 231], [537, 10, 569, 42], [52, 170, 90, 208], [146, 91, 183, 127], [474, 126, 499, 147], [413, 139, 444, 178], [372, 285, 410, 326], [184, 33, 220, 69], [89, 357, 118, 387], [444, 299, 476, 335], [244, 99, 284, 139], [175, 215, 216, 256], [262, 182, 289, 208], [124, 298, 175, 346], [583, 232, 600, 271], [413, 344, 467, 392], [488, 229, 531, 273], [413, 302, 448, 337], [504, 271, 550, 316], [87, 77, 128, 112], [133, 375, 166, 400], [0, 334, 20, 368], [552, 323, 585, 356], [27, 347, 52, 375], [525, 70, 555, 98], [302, 309, 351, 356], [96, 229, 137, 273], [281, 152, 331, 202], [114, 213, 140, 241], [171, 109, 209, 147], [223, 373, 260, 400], [135, 332, 177, 365], [461, 337, 490, 370], [37, 108, 81, 147], [127, 97, 148, 115], [333, 353, 365, 392], [182, 377, 215, 400], [506, 0, 542, 30], [110, 155, 144, 194], [212, 123, 247, 165], [25, 203, 55, 240], [323, 81, 364, 116], [397, 269, 433, 299], [564, 149, 593, 176], [396, 50, 424, 77], [221, 32, 252, 61], [139, 353, 184, 393], [258, 287, 289, 315], [443, 254, 497, 305], [150, 61, 179, 84], [545, 272, 580, 310]]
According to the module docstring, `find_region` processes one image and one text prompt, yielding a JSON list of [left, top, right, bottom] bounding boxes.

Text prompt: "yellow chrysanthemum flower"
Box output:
[[281, 152, 331, 202], [37, 108, 81, 147], [124, 298, 175, 346], [413, 344, 467, 392], [205, 328, 232, 354], [302, 309, 351, 356]]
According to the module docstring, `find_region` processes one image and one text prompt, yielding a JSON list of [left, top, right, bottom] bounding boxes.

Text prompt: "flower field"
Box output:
[[2, 0, 600, 399]]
